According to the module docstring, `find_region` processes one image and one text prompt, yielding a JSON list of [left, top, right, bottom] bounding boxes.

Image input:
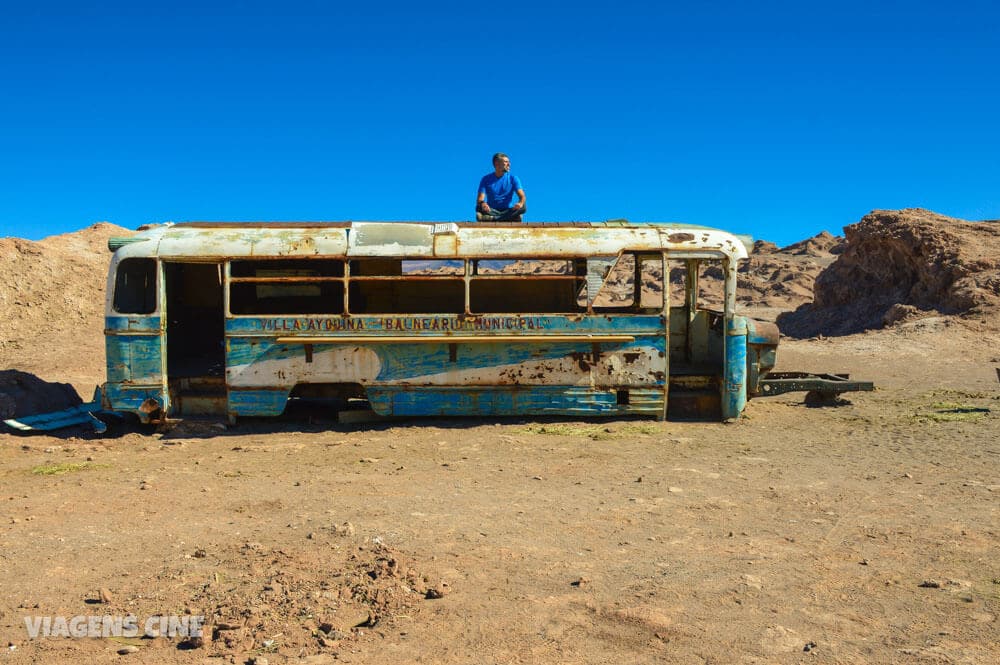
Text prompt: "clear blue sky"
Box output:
[[2, 0, 997, 245]]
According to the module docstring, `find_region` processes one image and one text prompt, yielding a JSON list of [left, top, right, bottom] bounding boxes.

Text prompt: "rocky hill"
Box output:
[[777, 209, 1000, 337], [737, 231, 842, 309], [0, 222, 132, 393]]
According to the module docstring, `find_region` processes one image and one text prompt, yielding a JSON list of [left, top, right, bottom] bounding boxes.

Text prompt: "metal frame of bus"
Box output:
[[101, 221, 760, 423]]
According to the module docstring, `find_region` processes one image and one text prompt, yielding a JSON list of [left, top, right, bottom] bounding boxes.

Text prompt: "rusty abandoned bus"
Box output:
[[5, 221, 872, 432]]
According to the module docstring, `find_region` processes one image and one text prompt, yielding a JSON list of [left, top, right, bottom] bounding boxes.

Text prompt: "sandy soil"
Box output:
[[1, 220, 999, 664]]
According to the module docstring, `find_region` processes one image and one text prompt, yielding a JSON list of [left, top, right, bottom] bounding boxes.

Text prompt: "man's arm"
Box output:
[[476, 175, 491, 212], [514, 188, 526, 210]]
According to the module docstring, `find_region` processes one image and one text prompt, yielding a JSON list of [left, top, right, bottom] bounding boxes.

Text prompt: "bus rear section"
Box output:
[[104, 254, 228, 421], [104, 255, 166, 420]]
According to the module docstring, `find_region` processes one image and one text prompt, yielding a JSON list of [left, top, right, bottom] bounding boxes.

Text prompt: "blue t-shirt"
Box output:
[[478, 172, 523, 210]]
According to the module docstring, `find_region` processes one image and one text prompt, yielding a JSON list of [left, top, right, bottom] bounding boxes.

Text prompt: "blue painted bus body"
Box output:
[[88, 221, 766, 424], [104, 315, 165, 417], [224, 314, 668, 417]]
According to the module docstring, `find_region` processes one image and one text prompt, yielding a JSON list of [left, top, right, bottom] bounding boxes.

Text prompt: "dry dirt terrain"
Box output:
[[1, 212, 999, 664]]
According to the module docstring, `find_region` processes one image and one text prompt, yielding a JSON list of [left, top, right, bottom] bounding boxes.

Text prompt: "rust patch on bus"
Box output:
[[570, 352, 591, 371]]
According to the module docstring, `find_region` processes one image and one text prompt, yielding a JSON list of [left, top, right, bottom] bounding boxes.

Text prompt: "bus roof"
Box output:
[[110, 221, 751, 261]]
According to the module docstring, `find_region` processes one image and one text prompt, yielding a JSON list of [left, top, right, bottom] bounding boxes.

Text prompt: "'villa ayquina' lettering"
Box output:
[[259, 318, 367, 332]]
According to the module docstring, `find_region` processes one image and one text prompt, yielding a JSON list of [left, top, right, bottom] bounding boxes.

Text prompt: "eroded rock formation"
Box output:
[[778, 209, 1000, 337]]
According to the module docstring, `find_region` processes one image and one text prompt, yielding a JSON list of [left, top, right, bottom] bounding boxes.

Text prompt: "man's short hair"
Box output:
[[492, 152, 508, 165]]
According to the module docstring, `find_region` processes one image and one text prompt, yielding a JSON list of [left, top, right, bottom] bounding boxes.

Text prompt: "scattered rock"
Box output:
[[98, 587, 113, 604], [177, 635, 204, 650], [882, 303, 921, 327], [570, 577, 591, 587], [192, 548, 207, 559], [609, 605, 675, 632], [147, 540, 426, 662], [339, 608, 374, 628], [919, 580, 942, 588], [117, 645, 139, 655], [425, 583, 449, 599], [334, 522, 356, 537], [385, 556, 404, 577]]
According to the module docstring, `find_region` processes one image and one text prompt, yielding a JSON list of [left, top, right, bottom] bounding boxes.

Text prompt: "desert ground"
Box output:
[[1, 211, 998, 664]]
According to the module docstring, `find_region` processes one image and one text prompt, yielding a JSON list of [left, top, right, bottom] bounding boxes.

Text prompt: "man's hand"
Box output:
[[479, 201, 490, 212], [513, 202, 523, 210]]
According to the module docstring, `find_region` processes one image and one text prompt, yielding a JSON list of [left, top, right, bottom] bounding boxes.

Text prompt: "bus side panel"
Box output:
[[368, 386, 664, 416], [372, 340, 662, 386], [104, 315, 166, 414], [226, 336, 663, 390], [223, 315, 667, 418], [227, 388, 291, 417], [226, 337, 382, 385], [369, 337, 665, 416]]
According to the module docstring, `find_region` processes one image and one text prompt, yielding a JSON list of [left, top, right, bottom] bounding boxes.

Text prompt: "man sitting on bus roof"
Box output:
[[476, 152, 527, 222]]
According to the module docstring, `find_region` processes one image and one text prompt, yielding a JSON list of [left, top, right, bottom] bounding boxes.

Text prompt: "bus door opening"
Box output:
[[666, 258, 726, 419], [164, 262, 226, 416]]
